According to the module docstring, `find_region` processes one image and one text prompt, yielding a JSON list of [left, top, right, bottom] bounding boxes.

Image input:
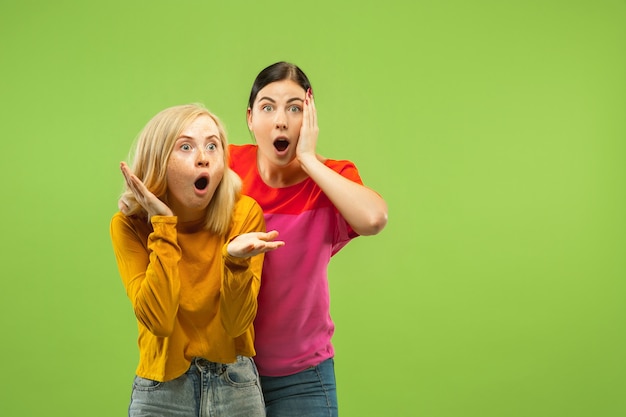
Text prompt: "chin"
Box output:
[[275, 149, 296, 161]]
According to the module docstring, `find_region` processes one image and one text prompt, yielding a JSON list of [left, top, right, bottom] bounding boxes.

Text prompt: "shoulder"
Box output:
[[110, 212, 150, 240], [111, 210, 148, 225], [324, 157, 356, 170], [110, 211, 132, 228], [234, 194, 261, 210], [231, 194, 265, 232], [323, 157, 362, 183], [229, 144, 256, 159], [233, 194, 264, 219], [228, 144, 257, 171]]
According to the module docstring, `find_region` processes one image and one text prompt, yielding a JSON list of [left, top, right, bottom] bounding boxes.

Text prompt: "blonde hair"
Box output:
[[121, 103, 241, 235]]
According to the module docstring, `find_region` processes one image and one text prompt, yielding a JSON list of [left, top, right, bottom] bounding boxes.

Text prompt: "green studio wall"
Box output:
[[0, 1, 624, 416]]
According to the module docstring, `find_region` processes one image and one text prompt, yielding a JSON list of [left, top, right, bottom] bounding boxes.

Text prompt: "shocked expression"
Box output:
[[165, 114, 225, 221], [247, 79, 306, 165]]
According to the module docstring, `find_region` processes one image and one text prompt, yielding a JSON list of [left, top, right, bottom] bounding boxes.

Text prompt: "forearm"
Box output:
[[135, 219, 181, 336], [112, 215, 182, 337], [300, 155, 388, 235], [219, 245, 262, 338]]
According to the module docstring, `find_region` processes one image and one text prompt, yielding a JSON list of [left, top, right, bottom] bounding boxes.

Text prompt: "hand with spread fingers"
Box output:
[[227, 230, 285, 258], [119, 161, 173, 219]]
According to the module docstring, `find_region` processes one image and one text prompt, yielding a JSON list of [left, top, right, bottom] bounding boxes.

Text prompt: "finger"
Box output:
[[120, 162, 137, 190], [120, 162, 130, 180], [307, 88, 316, 122], [120, 161, 132, 178], [259, 239, 285, 249], [126, 176, 143, 199], [307, 95, 314, 124], [121, 162, 145, 193], [128, 171, 151, 199], [303, 90, 311, 119], [118, 198, 129, 213], [310, 97, 317, 126], [251, 231, 275, 243], [260, 241, 285, 252], [263, 230, 280, 241]]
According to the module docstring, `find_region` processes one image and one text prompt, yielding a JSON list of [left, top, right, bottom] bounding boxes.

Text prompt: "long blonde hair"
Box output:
[[121, 103, 241, 235]]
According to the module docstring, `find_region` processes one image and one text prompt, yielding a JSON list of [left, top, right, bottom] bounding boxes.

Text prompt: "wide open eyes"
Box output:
[[178, 141, 218, 152], [260, 104, 302, 113], [287, 105, 302, 113]]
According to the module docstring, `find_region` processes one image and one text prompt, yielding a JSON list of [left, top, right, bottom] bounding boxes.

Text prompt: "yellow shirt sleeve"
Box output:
[[220, 196, 266, 337], [110, 213, 181, 337]]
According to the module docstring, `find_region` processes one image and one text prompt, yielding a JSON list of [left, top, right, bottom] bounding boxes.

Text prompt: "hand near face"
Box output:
[[227, 230, 285, 258], [119, 161, 174, 218], [296, 88, 319, 162]]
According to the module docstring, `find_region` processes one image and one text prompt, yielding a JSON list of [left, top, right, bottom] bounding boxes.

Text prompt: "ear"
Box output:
[[246, 108, 253, 130]]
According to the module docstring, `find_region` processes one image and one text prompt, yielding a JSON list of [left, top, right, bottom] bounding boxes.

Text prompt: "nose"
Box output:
[[274, 112, 288, 129], [196, 149, 210, 167]]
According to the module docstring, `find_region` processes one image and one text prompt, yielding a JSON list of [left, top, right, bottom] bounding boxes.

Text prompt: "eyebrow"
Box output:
[[176, 134, 219, 141], [257, 96, 304, 103]]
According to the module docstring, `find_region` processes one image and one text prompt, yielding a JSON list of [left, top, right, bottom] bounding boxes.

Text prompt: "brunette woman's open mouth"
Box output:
[[273, 138, 290, 152]]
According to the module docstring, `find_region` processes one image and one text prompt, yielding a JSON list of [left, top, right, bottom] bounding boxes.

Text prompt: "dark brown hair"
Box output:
[[247, 62, 312, 109]]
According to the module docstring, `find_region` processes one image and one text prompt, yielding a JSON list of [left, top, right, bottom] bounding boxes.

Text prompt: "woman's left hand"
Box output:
[[227, 230, 285, 258], [296, 88, 319, 163]]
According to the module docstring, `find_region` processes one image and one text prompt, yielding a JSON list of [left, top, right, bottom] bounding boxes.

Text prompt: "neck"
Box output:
[[176, 216, 205, 233], [257, 157, 308, 188], [166, 198, 206, 224]]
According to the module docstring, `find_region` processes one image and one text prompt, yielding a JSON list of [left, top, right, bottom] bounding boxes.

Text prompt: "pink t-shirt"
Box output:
[[229, 144, 361, 376]]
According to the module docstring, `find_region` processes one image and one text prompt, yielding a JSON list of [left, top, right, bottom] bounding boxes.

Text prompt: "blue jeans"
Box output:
[[260, 358, 338, 417], [128, 356, 266, 417]]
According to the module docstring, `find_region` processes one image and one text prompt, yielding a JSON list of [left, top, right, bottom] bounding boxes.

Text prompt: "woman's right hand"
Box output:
[[119, 161, 173, 218]]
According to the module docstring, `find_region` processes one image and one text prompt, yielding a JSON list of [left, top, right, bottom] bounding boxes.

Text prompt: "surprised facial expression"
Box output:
[[247, 79, 306, 165], [165, 114, 225, 222]]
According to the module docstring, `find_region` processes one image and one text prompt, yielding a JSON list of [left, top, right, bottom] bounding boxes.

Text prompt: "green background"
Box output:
[[1, 1, 625, 416]]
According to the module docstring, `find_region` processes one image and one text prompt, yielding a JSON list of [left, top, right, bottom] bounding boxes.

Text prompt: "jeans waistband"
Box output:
[[190, 356, 245, 373]]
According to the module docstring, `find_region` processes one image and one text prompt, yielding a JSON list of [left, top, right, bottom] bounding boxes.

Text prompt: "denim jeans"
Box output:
[[260, 358, 338, 417], [128, 356, 266, 417]]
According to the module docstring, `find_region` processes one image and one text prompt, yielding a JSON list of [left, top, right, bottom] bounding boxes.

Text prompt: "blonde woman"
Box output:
[[111, 103, 283, 417]]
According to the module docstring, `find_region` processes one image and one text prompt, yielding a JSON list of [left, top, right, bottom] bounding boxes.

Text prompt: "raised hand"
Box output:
[[120, 161, 173, 218], [227, 230, 285, 258], [296, 88, 319, 163]]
